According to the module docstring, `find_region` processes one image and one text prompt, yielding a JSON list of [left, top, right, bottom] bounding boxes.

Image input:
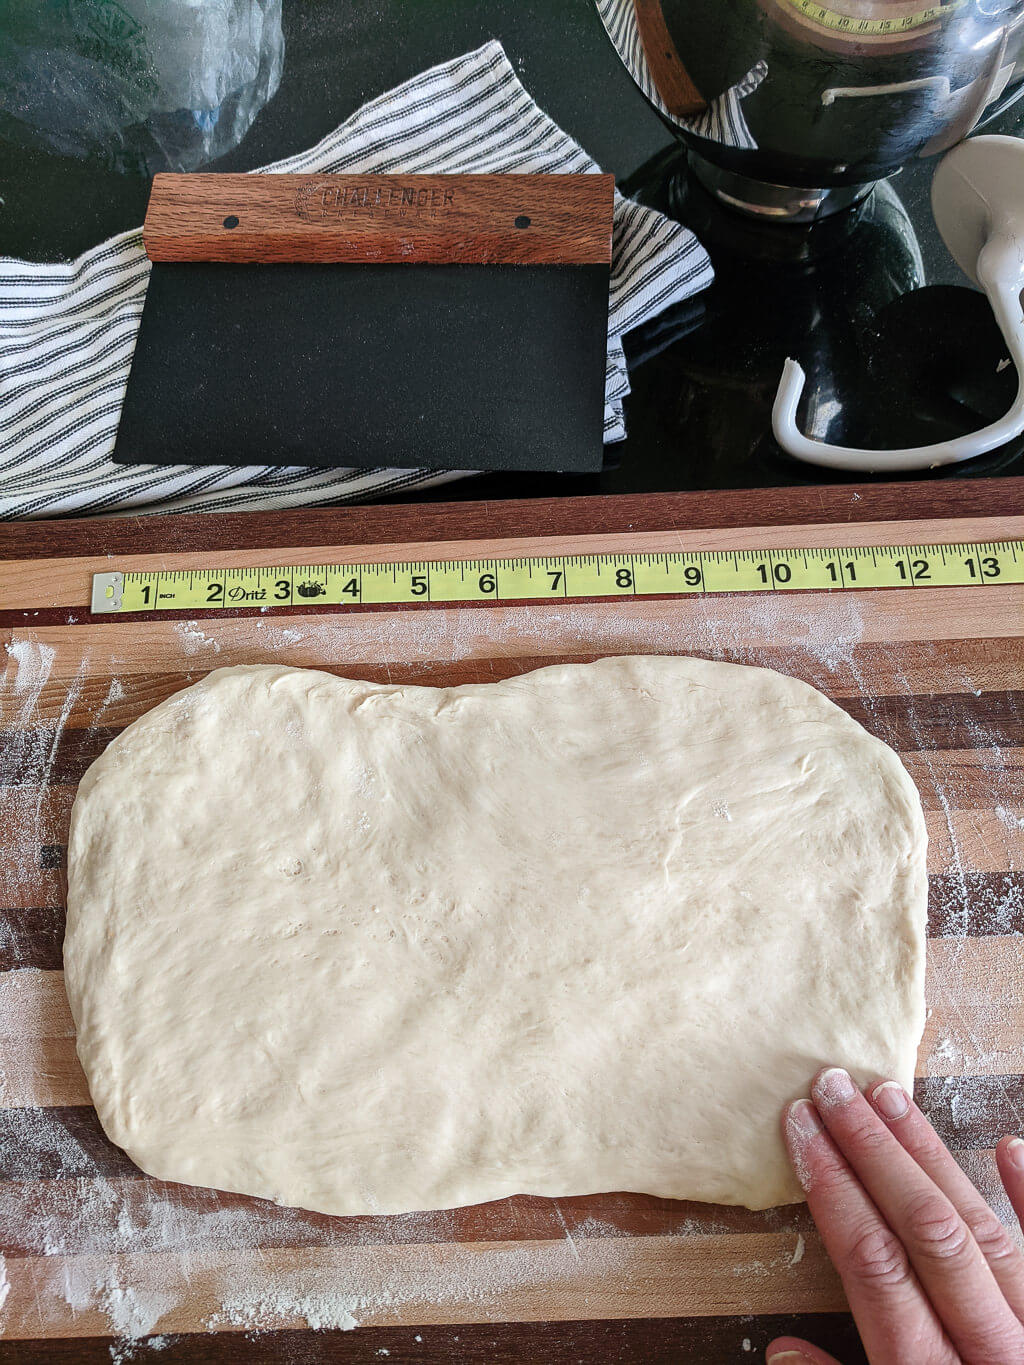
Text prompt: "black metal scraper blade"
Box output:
[[114, 260, 610, 474]]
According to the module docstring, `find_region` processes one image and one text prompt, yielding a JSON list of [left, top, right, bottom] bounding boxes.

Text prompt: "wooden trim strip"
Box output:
[[918, 1073, 1024, 1148], [0, 1105, 138, 1180], [3, 867, 1020, 973], [3, 768, 1020, 850], [0, 1314, 869, 1363], [840, 690, 1024, 753], [924, 807, 1024, 874], [0, 906, 65, 971], [0, 785, 75, 851], [0, 726, 118, 789], [2, 692, 1019, 790], [3, 1036, 88, 1107], [4, 941, 1022, 1107], [18, 780, 1015, 867], [922, 937, 1024, 1077], [5, 637, 1024, 723], [4, 600, 1022, 707], [1, 481, 1020, 561], [928, 873, 1024, 937], [901, 749, 1024, 813], [2, 751, 1017, 873], [0, 1232, 847, 1339], [0, 868, 64, 917], [0, 1147, 1010, 1262], [0, 1083, 1008, 1182], [4, 588, 1024, 634], [0, 968, 73, 1036], [0, 1176, 820, 1260]]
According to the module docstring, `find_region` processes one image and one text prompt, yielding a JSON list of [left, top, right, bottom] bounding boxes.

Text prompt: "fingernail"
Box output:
[[814, 1066, 857, 1107], [767, 1355, 810, 1364], [787, 1098, 823, 1137], [1006, 1138, 1024, 1170], [871, 1080, 910, 1122]]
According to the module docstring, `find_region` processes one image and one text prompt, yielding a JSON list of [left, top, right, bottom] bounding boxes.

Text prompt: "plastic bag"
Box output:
[[0, 0, 283, 172]]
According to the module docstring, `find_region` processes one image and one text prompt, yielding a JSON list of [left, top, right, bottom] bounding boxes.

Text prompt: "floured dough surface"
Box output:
[[65, 658, 927, 1214]]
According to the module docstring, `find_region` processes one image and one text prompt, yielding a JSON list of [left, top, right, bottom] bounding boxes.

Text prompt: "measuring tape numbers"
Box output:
[[90, 541, 1023, 614]]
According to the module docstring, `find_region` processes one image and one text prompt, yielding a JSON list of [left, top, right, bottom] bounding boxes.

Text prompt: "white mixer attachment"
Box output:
[[772, 134, 1024, 472]]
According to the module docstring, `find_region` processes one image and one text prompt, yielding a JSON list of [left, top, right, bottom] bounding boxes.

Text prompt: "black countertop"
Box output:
[[3, 0, 1023, 502]]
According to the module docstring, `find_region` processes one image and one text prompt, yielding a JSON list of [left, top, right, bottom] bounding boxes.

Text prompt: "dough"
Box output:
[[65, 659, 927, 1214]]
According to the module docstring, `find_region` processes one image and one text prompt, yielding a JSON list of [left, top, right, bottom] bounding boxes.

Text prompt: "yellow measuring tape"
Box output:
[[91, 541, 1023, 614], [781, 0, 951, 35]]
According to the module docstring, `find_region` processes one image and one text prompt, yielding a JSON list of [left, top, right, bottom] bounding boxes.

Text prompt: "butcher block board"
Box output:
[[1, 480, 1022, 1365]]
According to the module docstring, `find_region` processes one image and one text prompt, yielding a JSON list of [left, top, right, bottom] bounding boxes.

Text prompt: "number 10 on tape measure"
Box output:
[[90, 542, 1024, 614]]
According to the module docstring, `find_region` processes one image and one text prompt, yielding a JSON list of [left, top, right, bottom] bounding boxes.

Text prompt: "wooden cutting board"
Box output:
[[1, 481, 1022, 1365]]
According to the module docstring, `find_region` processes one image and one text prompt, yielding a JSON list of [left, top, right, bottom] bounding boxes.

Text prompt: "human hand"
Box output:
[[766, 1067, 1024, 1365]]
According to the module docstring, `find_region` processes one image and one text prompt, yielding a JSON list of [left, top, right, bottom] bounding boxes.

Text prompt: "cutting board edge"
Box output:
[[2, 478, 1021, 562]]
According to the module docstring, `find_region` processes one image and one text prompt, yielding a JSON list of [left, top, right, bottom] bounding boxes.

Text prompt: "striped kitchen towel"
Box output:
[[0, 39, 712, 519], [596, 0, 768, 151]]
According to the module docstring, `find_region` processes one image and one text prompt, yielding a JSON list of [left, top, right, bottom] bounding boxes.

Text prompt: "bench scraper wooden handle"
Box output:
[[142, 173, 615, 265]]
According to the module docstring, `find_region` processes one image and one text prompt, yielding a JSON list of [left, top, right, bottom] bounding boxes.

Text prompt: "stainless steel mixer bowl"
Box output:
[[607, 0, 1024, 217]]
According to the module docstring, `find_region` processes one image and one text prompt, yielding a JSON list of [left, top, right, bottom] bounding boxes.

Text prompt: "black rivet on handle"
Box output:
[[514, 215, 531, 229], [223, 215, 239, 229]]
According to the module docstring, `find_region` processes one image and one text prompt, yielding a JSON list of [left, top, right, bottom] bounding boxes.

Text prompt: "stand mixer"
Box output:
[[598, 0, 1024, 470]]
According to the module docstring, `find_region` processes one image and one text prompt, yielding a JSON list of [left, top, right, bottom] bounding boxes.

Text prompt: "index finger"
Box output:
[[783, 1098, 956, 1365], [812, 1068, 1024, 1363]]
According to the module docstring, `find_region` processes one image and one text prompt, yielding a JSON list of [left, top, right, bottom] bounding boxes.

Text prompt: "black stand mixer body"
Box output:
[[634, 0, 1024, 217]]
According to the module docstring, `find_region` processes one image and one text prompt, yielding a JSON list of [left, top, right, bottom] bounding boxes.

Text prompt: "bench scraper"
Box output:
[[112, 173, 614, 475]]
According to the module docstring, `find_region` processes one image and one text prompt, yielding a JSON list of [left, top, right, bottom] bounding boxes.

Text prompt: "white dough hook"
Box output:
[[772, 135, 1024, 473]]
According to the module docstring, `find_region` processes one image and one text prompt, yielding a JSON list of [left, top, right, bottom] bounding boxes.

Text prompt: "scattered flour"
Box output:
[[204, 1235, 639, 1336], [487, 593, 867, 679], [254, 621, 305, 646], [211, 1287, 359, 1332], [3, 638, 56, 696], [931, 1035, 959, 1070], [174, 622, 221, 656], [61, 1261, 176, 1341], [107, 1331, 171, 1364], [0, 635, 85, 921], [790, 1233, 805, 1266], [103, 678, 126, 707], [203, 592, 867, 681]]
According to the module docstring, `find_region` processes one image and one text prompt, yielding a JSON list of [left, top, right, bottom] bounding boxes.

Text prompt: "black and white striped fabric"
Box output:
[[0, 39, 713, 519], [596, 0, 767, 152]]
